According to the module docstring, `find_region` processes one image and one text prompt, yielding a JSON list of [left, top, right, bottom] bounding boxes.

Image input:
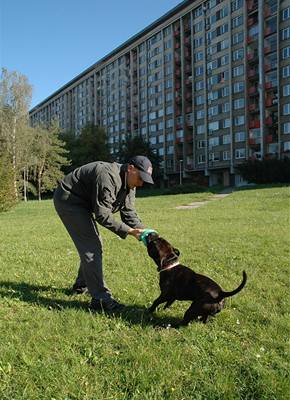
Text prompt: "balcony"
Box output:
[[248, 103, 257, 112], [185, 78, 191, 86], [266, 134, 273, 143], [185, 92, 192, 102], [265, 116, 273, 126], [264, 6, 272, 18], [175, 56, 181, 65], [248, 68, 257, 78], [249, 86, 258, 95], [247, 17, 255, 27], [249, 138, 256, 145], [175, 68, 181, 77], [184, 37, 191, 46], [249, 120, 260, 129], [186, 135, 193, 142], [265, 81, 272, 90], [175, 42, 180, 49], [264, 26, 274, 37], [247, 0, 258, 12], [264, 64, 272, 72], [174, 30, 180, 37], [175, 82, 181, 90], [175, 96, 182, 104], [186, 105, 192, 113], [264, 47, 271, 55]]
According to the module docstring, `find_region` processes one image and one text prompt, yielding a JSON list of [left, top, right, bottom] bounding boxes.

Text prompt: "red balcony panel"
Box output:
[[249, 104, 257, 111], [264, 27, 272, 36], [248, 69, 256, 77], [265, 81, 272, 89], [186, 106, 192, 113], [266, 134, 273, 143], [247, 53, 255, 61], [174, 30, 180, 37], [264, 47, 271, 54], [184, 24, 190, 32], [186, 135, 193, 142], [175, 82, 181, 89], [184, 37, 191, 46], [249, 138, 256, 145], [265, 97, 273, 107], [176, 124, 182, 130], [264, 7, 271, 18], [175, 42, 180, 49], [175, 96, 182, 104], [255, 120, 261, 128], [249, 121, 255, 128], [264, 64, 272, 72], [175, 69, 181, 76], [247, 17, 254, 27], [249, 86, 257, 95], [266, 116, 273, 125], [185, 78, 191, 86]]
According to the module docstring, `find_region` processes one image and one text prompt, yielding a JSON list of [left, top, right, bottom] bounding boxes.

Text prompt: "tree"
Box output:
[[117, 134, 162, 184], [30, 123, 71, 200], [0, 68, 32, 200], [61, 124, 111, 172]]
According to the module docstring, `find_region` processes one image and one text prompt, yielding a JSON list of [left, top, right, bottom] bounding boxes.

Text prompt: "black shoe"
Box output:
[[72, 284, 89, 295], [89, 298, 125, 313]]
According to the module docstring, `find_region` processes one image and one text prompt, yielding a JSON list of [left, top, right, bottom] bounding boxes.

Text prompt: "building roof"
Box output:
[[30, 0, 197, 113]]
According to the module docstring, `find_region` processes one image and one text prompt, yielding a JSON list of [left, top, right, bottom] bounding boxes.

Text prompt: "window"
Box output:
[[223, 134, 231, 144], [232, 31, 244, 45], [222, 86, 230, 97], [234, 115, 245, 126], [167, 145, 174, 154], [283, 103, 290, 115], [198, 154, 205, 164], [220, 54, 229, 66], [158, 148, 164, 156], [234, 98, 245, 110], [223, 102, 230, 112], [195, 66, 204, 77], [284, 123, 290, 134], [282, 27, 290, 41], [231, 0, 243, 12], [233, 81, 244, 93], [196, 95, 204, 105], [233, 65, 244, 77], [209, 137, 219, 147], [164, 26, 171, 37], [208, 105, 219, 117], [197, 124, 205, 134], [284, 141, 290, 151], [209, 152, 220, 161], [165, 106, 173, 115], [223, 151, 231, 160], [282, 46, 290, 59], [282, 66, 290, 78], [197, 110, 205, 119], [194, 37, 203, 48], [165, 119, 173, 128], [283, 85, 290, 97], [195, 80, 204, 91], [198, 140, 206, 149], [149, 136, 157, 144], [164, 53, 172, 63], [282, 7, 290, 21], [232, 15, 243, 28], [195, 51, 203, 62], [232, 48, 244, 61], [235, 131, 245, 142], [209, 121, 219, 131], [223, 118, 231, 128], [164, 40, 172, 50], [235, 148, 245, 159], [166, 92, 173, 102]]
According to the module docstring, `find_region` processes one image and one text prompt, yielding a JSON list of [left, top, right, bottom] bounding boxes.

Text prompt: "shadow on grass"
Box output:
[[0, 281, 182, 329]]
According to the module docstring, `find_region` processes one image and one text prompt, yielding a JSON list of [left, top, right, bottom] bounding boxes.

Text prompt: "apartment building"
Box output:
[[29, 0, 290, 186]]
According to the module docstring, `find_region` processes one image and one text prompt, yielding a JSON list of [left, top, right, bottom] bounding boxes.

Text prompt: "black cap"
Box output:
[[128, 156, 154, 184]]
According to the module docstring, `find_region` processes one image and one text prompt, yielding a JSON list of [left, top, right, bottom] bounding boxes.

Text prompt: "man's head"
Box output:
[[127, 156, 154, 189]]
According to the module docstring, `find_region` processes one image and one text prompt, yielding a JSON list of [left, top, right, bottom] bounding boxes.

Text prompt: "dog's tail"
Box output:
[[218, 271, 247, 300]]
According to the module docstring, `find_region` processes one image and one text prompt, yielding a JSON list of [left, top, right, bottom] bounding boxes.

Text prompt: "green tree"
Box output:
[[30, 123, 71, 200], [61, 124, 111, 172], [0, 68, 32, 200]]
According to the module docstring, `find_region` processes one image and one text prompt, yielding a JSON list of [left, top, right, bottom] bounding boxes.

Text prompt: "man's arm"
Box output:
[[94, 174, 131, 239], [120, 188, 144, 229]]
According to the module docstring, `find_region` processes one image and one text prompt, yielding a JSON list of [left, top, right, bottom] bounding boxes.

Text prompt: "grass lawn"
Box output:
[[0, 186, 289, 400]]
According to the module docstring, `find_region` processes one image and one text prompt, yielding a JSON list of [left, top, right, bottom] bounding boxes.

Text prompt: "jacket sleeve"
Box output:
[[94, 173, 131, 239], [120, 188, 144, 229]]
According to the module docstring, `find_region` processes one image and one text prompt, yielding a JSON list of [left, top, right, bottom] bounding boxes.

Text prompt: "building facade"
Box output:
[[30, 0, 290, 186]]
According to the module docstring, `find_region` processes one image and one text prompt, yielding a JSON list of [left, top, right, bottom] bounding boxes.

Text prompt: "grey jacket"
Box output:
[[55, 161, 144, 238]]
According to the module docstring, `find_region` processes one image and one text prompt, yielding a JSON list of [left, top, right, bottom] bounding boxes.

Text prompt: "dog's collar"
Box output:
[[159, 261, 180, 273]]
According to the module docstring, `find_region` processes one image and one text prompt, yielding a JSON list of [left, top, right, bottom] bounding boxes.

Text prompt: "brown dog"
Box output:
[[146, 233, 247, 326]]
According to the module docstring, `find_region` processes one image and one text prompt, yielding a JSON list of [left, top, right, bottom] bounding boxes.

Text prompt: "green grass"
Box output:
[[0, 186, 289, 400]]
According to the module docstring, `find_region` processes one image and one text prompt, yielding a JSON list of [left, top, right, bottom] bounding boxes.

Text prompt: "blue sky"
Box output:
[[1, 0, 182, 109]]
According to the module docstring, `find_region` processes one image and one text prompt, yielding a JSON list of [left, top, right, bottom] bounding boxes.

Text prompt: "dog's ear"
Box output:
[[174, 248, 180, 256]]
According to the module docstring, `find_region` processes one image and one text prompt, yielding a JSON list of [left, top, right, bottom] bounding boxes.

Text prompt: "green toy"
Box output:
[[139, 229, 158, 246]]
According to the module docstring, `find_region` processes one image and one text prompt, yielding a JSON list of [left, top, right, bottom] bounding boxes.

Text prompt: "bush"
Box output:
[[0, 153, 17, 212], [237, 158, 290, 184]]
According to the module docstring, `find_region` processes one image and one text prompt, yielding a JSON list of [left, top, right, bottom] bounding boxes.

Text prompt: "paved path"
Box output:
[[175, 188, 234, 209]]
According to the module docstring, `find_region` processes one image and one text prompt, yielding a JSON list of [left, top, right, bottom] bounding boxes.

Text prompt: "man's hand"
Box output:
[[128, 228, 146, 240]]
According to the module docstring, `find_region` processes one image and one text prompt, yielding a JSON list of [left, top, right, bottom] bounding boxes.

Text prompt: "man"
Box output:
[[53, 155, 154, 312]]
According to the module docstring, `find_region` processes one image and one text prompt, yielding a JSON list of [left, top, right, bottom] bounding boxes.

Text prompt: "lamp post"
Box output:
[[179, 159, 183, 185]]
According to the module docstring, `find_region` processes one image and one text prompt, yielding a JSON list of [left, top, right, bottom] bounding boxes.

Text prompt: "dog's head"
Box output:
[[146, 233, 180, 270]]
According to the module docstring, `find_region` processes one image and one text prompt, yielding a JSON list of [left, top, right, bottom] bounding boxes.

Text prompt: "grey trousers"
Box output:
[[53, 187, 112, 301]]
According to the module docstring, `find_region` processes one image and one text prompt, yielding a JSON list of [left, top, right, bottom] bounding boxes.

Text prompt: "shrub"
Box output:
[[238, 158, 290, 184], [0, 153, 17, 212]]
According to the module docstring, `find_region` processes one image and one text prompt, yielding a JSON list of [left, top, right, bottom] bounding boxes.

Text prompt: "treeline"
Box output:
[[0, 68, 161, 212]]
